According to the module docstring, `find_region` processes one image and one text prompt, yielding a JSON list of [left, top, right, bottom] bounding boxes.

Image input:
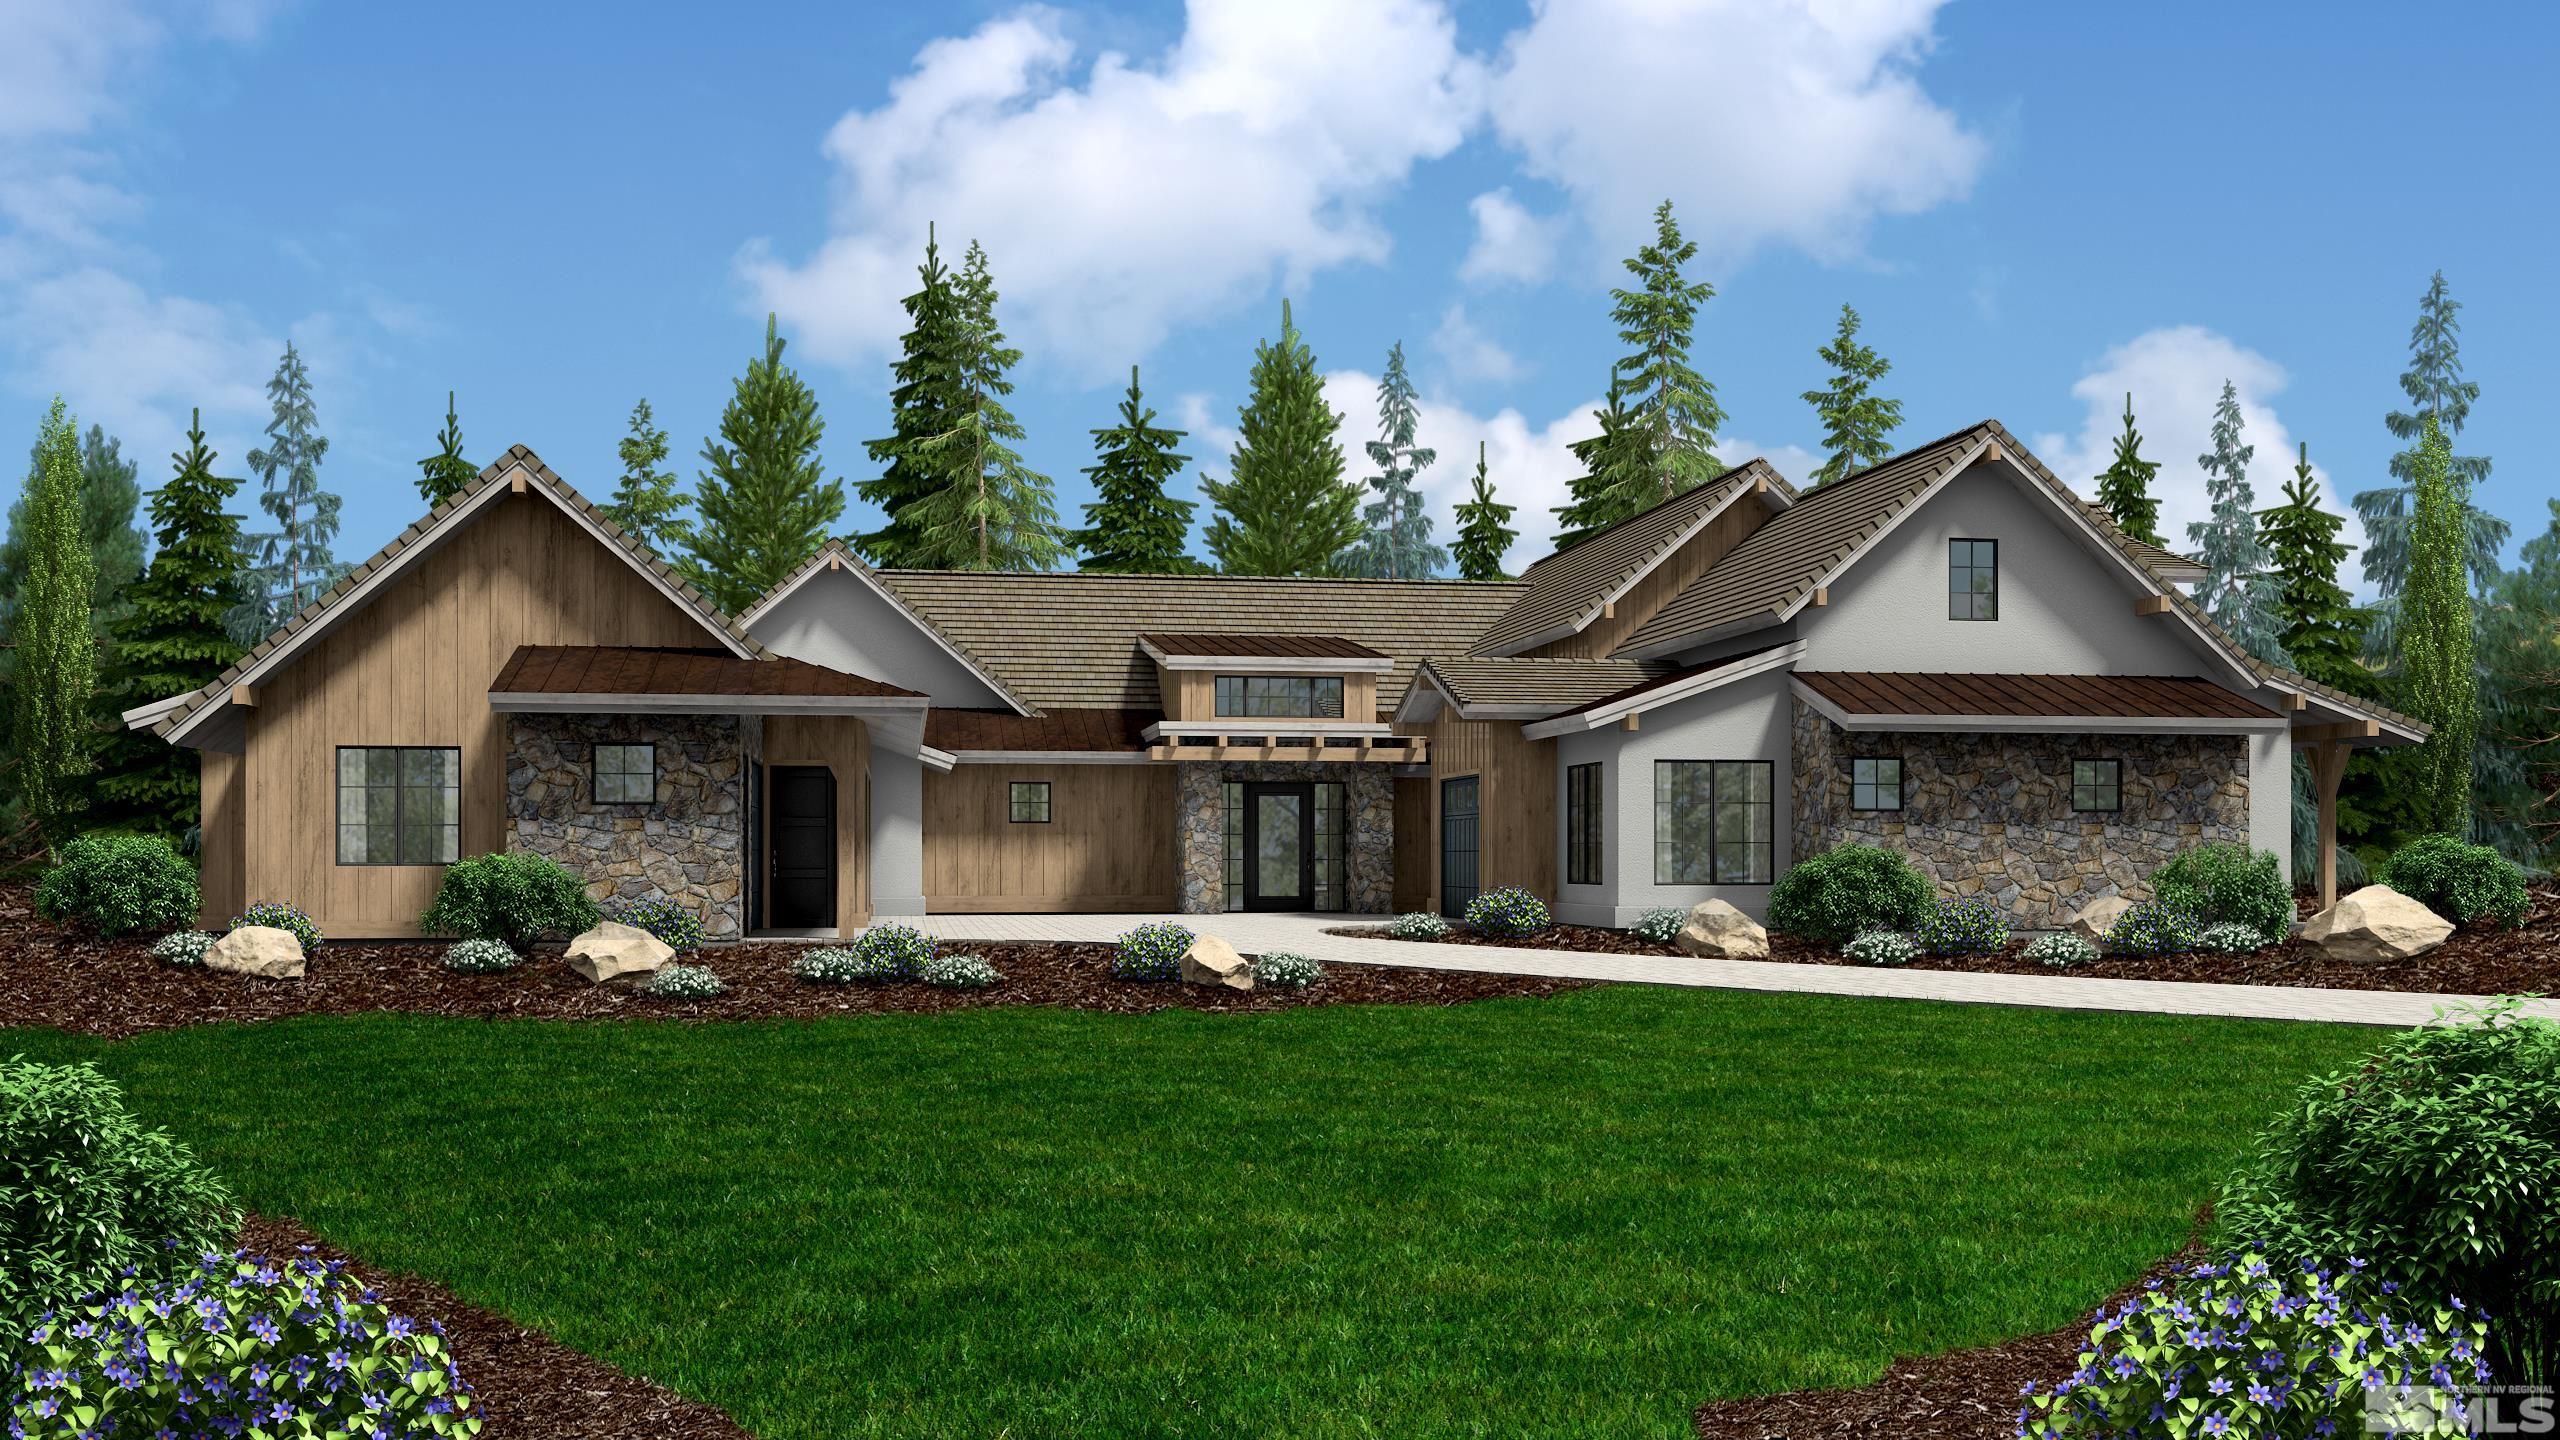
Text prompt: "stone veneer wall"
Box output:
[[1789, 699, 2248, 927], [506, 713, 752, 940], [1176, 761, 1395, 915]]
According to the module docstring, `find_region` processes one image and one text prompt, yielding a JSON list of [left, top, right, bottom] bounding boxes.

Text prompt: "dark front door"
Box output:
[[1242, 782, 1315, 912], [1440, 775, 1479, 918], [769, 765, 835, 929]]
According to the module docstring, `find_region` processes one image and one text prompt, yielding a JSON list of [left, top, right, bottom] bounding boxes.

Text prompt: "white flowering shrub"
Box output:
[[147, 930, 219, 968], [1630, 907, 1686, 945], [1842, 929, 1920, 967], [921, 953, 1001, 990], [1389, 912, 1451, 940], [1255, 952, 1323, 989], [441, 938, 522, 974], [2198, 920, 2269, 955], [792, 947, 878, 984], [645, 963, 726, 999], [2022, 932, 2098, 968]]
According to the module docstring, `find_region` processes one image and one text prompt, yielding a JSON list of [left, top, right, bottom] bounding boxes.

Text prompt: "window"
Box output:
[[335, 746, 460, 866], [1222, 780, 1246, 911], [593, 743, 655, 804], [1008, 781, 1052, 823], [1313, 782, 1346, 912], [2072, 759, 2122, 813], [1851, 757, 1902, 812], [1566, 762, 1603, 885], [1948, 538, 1999, 620], [1654, 760, 1774, 885], [1213, 675, 1345, 719]]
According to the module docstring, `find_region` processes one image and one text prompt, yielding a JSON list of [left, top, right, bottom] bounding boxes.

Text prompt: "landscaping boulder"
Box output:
[[1179, 933, 1254, 990], [2300, 885, 2453, 963], [565, 921, 674, 983], [1674, 900, 1768, 960], [2067, 894, 2136, 945], [206, 925, 304, 980]]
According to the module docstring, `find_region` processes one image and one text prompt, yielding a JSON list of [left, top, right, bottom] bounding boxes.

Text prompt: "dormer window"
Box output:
[[1948, 538, 1998, 620], [1214, 675, 1345, 719]]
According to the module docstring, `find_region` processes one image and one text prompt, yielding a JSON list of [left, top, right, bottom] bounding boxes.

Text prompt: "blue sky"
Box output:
[[3, 0, 2552, 587]]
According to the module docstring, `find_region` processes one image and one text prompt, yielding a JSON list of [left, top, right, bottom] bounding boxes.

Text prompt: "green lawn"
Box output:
[[6, 988, 2373, 1439]]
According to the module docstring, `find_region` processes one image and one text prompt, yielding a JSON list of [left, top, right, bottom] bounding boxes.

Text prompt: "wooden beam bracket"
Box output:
[[2133, 595, 2171, 616]]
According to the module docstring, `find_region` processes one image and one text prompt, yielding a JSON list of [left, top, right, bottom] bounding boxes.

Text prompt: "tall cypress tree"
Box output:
[[858, 225, 969, 567], [236, 342, 345, 641], [415, 391, 476, 507], [2093, 393, 2165, 547], [1800, 303, 1901, 486], [1339, 342, 1447, 579], [1200, 299, 1359, 576], [1551, 384, 1651, 551], [680, 314, 846, 615], [604, 398, 692, 556], [2357, 271, 2507, 611], [2402, 416, 2477, 837], [0, 425, 147, 656], [2187, 381, 2286, 665], [11, 400, 95, 852], [91, 410, 248, 835], [901, 240, 1065, 571], [1073, 366, 1197, 573], [2255, 443, 2360, 690], [1452, 442, 1516, 582]]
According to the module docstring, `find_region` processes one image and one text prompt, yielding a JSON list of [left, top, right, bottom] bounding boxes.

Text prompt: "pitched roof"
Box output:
[[735, 538, 1036, 715], [924, 707, 1156, 752], [1794, 671, 2278, 722], [878, 571, 1527, 713], [490, 645, 922, 700], [1138, 632, 1389, 661], [1411, 656, 1670, 715], [157, 446, 758, 741], [1470, 462, 1785, 656]]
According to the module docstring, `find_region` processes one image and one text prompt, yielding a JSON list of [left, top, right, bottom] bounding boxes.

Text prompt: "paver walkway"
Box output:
[[888, 911, 2556, 1029]]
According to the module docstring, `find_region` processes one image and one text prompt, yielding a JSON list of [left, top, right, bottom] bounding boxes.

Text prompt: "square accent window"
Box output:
[[335, 746, 460, 866], [1653, 760, 1774, 886], [1566, 762, 1603, 885], [593, 743, 655, 804], [1008, 781, 1052, 824], [1213, 675, 1344, 718], [1948, 538, 1999, 621], [1851, 757, 1902, 812], [2072, 759, 2122, 813]]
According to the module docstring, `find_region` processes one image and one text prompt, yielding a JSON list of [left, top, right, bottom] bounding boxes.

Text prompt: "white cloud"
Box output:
[[1428, 302, 1520, 386], [1487, 0, 1985, 266], [742, 0, 1482, 377], [1458, 187, 1559, 286], [1715, 435, 1823, 491], [7, 265, 279, 458]]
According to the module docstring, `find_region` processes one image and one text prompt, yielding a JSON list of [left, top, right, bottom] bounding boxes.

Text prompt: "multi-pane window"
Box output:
[[1008, 781, 1052, 823], [1654, 760, 1774, 885], [1313, 782, 1346, 912], [1566, 762, 1603, 885], [1222, 781, 1246, 910], [1213, 675, 1345, 719], [336, 746, 460, 866], [1851, 757, 1902, 812], [593, 743, 655, 804], [1948, 538, 1999, 620], [2072, 759, 2123, 813]]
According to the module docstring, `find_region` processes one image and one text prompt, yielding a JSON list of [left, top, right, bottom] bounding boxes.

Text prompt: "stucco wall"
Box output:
[[506, 713, 749, 940], [870, 743, 927, 917], [751, 568, 1011, 708]]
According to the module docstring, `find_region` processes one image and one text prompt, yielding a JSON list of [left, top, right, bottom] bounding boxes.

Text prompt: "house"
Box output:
[[126, 422, 2421, 940]]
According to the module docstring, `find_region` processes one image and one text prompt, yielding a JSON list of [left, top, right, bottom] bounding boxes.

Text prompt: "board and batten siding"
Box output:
[[762, 714, 874, 931], [217, 492, 723, 937], [1525, 496, 1766, 660], [1415, 712, 1557, 906], [922, 763, 1177, 912]]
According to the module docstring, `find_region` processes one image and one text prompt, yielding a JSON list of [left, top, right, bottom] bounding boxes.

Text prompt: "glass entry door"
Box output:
[[1242, 782, 1314, 911], [1440, 775, 1480, 918]]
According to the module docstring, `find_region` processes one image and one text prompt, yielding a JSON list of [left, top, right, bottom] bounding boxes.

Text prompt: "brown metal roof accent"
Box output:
[[1471, 462, 1780, 655], [1139, 632, 1389, 660], [925, 708, 1157, 752], [1416, 656, 1670, 710], [879, 571, 1526, 715], [1795, 672, 2279, 721], [490, 645, 923, 699]]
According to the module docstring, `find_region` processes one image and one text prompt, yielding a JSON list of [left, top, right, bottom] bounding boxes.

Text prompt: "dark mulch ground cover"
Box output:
[[238, 1212, 751, 1440], [1338, 885, 2560, 997]]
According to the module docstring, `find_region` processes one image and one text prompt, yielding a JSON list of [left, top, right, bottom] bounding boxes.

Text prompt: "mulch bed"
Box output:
[[1337, 884, 2560, 998], [238, 1212, 750, 1440]]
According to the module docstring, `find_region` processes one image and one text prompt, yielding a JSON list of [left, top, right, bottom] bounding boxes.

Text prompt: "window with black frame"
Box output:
[[1654, 760, 1773, 885], [592, 743, 655, 804], [1948, 538, 1999, 620], [336, 746, 461, 865], [1851, 756, 1902, 812], [1008, 781, 1052, 823], [1566, 762, 1603, 885], [1213, 675, 1345, 718], [2071, 759, 2122, 813]]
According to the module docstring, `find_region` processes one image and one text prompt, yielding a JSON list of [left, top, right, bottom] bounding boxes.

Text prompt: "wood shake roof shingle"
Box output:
[[1413, 656, 1671, 713]]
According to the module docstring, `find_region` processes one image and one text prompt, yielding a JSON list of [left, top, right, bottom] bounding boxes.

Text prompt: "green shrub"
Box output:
[[0, 1056, 237, 1334], [1388, 911, 1451, 940], [147, 929, 219, 967], [2022, 932, 2095, 968], [1113, 922, 1192, 981], [33, 832, 198, 937], [1841, 929, 1919, 966], [1630, 907, 1686, 945], [1255, 952, 1323, 988], [1766, 844, 1933, 945], [2382, 832, 2530, 928], [645, 963, 726, 999], [921, 953, 1001, 990], [610, 896, 706, 952], [2152, 842, 2291, 946], [12, 1249, 483, 1437], [2102, 900, 2198, 956], [1464, 886, 1551, 939], [1913, 895, 2008, 955], [420, 851, 601, 950], [855, 923, 934, 979], [442, 937, 522, 974], [231, 901, 322, 952], [2218, 998, 2559, 1382]]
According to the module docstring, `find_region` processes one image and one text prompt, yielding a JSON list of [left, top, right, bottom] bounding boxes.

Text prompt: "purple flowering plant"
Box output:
[[1915, 895, 2010, 955], [1463, 886, 1551, 940], [6, 1246, 480, 1437], [2017, 1247, 2490, 1439]]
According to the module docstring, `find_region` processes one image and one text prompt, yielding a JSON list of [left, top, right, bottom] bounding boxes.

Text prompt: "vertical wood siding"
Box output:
[[1420, 710, 1557, 905], [1526, 500, 1766, 659], [761, 714, 874, 931], [922, 763, 1177, 911]]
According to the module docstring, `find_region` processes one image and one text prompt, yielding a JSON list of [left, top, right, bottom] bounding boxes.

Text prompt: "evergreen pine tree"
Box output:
[[900, 240, 1065, 571], [1072, 366, 1198, 573], [858, 225, 969, 567], [1451, 442, 1516, 582], [1200, 300, 1359, 576], [1613, 199, 1724, 501], [1339, 342, 1447, 578], [2356, 272, 2507, 606], [2401, 416, 2477, 837], [603, 398, 692, 556], [680, 315, 846, 615], [1800, 303, 1901, 485], [90, 409, 248, 835], [2479, 500, 2560, 861], [11, 400, 96, 852], [2093, 392, 2165, 546], [2255, 443, 2360, 690], [2187, 381, 2286, 665], [414, 391, 476, 507], [1551, 384, 1653, 552], [236, 341, 346, 641]]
